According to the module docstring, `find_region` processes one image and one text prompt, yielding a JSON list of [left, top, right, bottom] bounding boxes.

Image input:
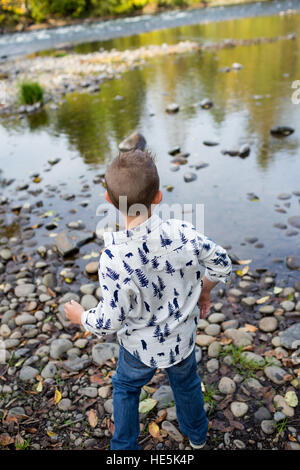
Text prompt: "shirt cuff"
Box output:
[[204, 269, 231, 285], [81, 309, 89, 330]]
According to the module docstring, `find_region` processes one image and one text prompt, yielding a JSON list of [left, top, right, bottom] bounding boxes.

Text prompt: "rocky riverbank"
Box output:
[[0, 188, 300, 450], [0, 33, 297, 115]]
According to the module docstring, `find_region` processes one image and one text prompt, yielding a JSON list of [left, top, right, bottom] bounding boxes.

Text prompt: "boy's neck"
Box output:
[[123, 210, 152, 230]]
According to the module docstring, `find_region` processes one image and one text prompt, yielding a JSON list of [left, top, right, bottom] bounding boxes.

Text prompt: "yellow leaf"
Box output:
[[236, 266, 249, 277], [87, 409, 98, 428], [149, 422, 160, 439], [36, 380, 43, 393], [47, 431, 57, 438], [243, 323, 258, 333], [54, 389, 62, 405], [256, 296, 270, 304], [65, 277, 73, 283]]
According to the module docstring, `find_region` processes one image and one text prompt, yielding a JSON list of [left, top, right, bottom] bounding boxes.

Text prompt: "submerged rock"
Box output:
[[119, 132, 146, 152], [166, 103, 180, 113], [270, 126, 294, 137]]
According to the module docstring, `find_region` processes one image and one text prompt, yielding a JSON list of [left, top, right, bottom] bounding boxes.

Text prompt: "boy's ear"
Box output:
[[104, 190, 112, 204], [152, 190, 163, 205]]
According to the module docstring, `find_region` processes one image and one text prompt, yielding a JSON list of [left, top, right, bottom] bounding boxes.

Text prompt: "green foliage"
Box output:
[[202, 383, 217, 415], [18, 80, 44, 105], [219, 344, 269, 378]]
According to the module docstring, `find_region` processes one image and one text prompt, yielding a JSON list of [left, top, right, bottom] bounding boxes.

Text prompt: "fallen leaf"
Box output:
[[139, 398, 157, 414], [143, 385, 156, 394], [243, 323, 258, 333], [236, 266, 249, 277], [155, 410, 167, 424], [237, 259, 252, 265], [256, 296, 270, 304], [149, 422, 161, 439], [273, 286, 283, 295], [36, 380, 43, 393], [54, 389, 62, 405], [0, 433, 14, 446], [219, 337, 232, 345], [47, 430, 57, 438], [87, 409, 98, 428], [288, 434, 297, 442], [241, 345, 254, 352], [285, 391, 298, 407]]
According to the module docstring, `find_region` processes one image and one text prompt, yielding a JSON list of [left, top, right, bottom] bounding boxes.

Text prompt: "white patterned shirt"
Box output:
[[81, 213, 232, 368]]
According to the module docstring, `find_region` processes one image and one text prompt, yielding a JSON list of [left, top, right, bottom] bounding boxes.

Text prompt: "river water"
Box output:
[[0, 2, 300, 282]]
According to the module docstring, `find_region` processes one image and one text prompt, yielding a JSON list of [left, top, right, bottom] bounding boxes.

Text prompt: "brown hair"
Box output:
[[105, 149, 160, 213]]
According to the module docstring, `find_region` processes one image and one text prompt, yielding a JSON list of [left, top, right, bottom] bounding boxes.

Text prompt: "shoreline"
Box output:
[[0, 0, 277, 35]]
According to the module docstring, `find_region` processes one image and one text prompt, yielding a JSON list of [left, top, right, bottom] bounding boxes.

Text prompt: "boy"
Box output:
[[64, 149, 232, 450]]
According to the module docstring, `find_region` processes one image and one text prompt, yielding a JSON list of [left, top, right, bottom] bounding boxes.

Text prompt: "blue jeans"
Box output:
[[110, 345, 208, 450]]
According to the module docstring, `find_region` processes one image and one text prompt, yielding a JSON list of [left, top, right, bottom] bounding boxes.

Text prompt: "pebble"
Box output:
[[207, 358, 219, 373], [218, 377, 236, 394], [85, 262, 99, 274], [207, 341, 221, 358], [224, 328, 252, 347], [258, 305, 275, 315], [230, 402, 248, 417], [152, 385, 174, 409], [15, 313, 37, 326], [79, 387, 98, 398], [261, 420, 275, 434], [204, 324, 221, 336], [208, 313, 226, 323], [195, 335, 215, 347], [258, 316, 278, 332], [19, 366, 39, 381], [50, 338, 73, 359], [254, 407, 272, 422], [41, 362, 57, 379], [161, 421, 184, 442], [14, 284, 36, 297], [273, 395, 294, 417], [280, 323, 300, 349], [92, 343, 119, 365], [81, 294, 98, 310], [280, 300, 295, 312], [58, 398, 72, 411], [264, 366, 286, 384]]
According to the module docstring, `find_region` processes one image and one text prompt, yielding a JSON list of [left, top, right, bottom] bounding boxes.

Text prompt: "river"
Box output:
[[0, 1, 300, 282]]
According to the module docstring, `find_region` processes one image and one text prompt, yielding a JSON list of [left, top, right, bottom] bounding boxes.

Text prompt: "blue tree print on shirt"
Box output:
[[125, 329, 131, 336], [152, 281, 162, 299], [169, 349, 176, 365], [186, 260, 193, 266], [144, 301, 151, 312], [142, 242, 149, 254], [159, 333, 166, 343], [133, 350, 141, 360], [138, 247, 149, 265], [153, 324, 161, 339], [180, 268, 184, 279], [203, 242, 211, 251], [104, 249, 114, 259], [106, 267, 119, 281], [96, 316, 104, 329], [157, 352, 165, 357], [176, 334, 181, 343], [189, 333, 194, 347], [190, 239, 200, 256], [123, 260, 134, 275], [118, 307, 126, 324], [150, 357, 157, 368], [175, 344, 180, 355], [123, 277, 131, 284], [113, 290, 119, 303], [164, 323, 171, 337], [125, 252, 134, 258], [160, 230, 172, 249], [174, 309, 182, 321], [151, 256, 160, 269], [168, 301, 175, 317], [196, 271, 201, 280], [173, 297, 179, 310], [157, 276, 166, 292], [147, 314, 157, 327], [135, 269, 149, 288], [104, 319, 111, 330], [194, 316, 198, 326], [165, 260, 175, 276], [141, 339, 147, 350], [110, 299, 117, 309], [103, 284, 109, 291], [179, 229, 188, 245], [174, 287, 179, 297]]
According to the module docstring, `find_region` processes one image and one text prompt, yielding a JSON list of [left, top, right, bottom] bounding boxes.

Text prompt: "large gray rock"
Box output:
[[50, 338, 73, 359], [19, 366, 38, 381], [41, 362, 57, 379], [15, 314, 37, 326], [119, 132, 146, 152], [161, 421, 184, 442], [55, 231, 79, 257], [14, 284, 36, 297], [152, 385, 174, 410], [224, 328, 253, 347], [264, 366, 286, 384], [218, 377, 236, 395], [280, 323, 300, 349], [62, 356, 91, 371], [92, 342, 119, 365]]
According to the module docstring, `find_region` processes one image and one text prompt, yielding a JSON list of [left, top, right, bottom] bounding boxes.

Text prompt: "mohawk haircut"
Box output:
[[105, 149, 160, 213]]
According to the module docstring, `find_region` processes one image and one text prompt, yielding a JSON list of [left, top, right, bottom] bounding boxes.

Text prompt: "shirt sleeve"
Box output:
[[81, 254, 135, 338], [196, 232, 232, 285]]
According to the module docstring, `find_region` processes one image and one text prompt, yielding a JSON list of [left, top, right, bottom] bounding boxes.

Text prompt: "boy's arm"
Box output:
[[81, 257, 135, 338], [196, 233, 232, 318]]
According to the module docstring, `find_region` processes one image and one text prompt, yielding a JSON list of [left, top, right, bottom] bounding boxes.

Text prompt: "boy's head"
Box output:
[[105, 149, 161, 216]]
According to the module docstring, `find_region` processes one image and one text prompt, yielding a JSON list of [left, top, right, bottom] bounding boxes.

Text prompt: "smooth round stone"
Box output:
[[208, 313, 226, 324], [98, 385, 112, 399], [152, 385, 174, 410], [230, 402, 248, 418], [104, 398, 114, 414], [92, 343, 119, 365], [233, 440, 246, 450], [241, 296, 256, 307], [273, 395, 294, 417], [183, 172, 197, 183], [85, 262, 98, 274], [261, 420, 275, 434], [166, 103, 180, 113], [280, 323, 300, 349], [221, 319, 239, 331], [161, 421, 184, 442], [204, 324, 221, 336], [254, 407, 272, 422], [14, 284, 36, 297], [41, 362, 57, 379], [58, 398, 72, 411], [259, 305, 275, 315], [218, 377, 236, 395], [74, 338, 88, 349], [207, 358, 219, 373], [0, 248, 12, 260], [0, 324, 11, 338], [274, 411, 286, 422], [80, 284, 96, 295], [224, 329, 252, 348], [19, 366, 38, 381], [50, 338, 73, 359], [241, 351, 265, 366], [208, 341, 221, 358], [288, 216, 300, 229], [165, 406, 177, 421], [259, 317, 278, 332], [286, 256, 300, 270], [264, 366, 286, 384], [228, 288, 243, 297], [280, 300, 295, 312], [213, 302, 223, 312], [195, 335, 215, 347], [79, 387, 98, 398], [243, 377, 263, 391], [198, 319, 209, 330], [81, 294, 98, 310], [15, 313, 37, 326]]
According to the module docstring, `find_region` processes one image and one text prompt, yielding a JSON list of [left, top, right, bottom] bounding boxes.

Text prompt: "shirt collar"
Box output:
[[104, 212, 163, 246]]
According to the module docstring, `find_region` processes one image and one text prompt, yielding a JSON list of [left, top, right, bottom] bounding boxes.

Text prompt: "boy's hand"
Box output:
[[64, 300, 84, 325], [198, 291, 211, 319]]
